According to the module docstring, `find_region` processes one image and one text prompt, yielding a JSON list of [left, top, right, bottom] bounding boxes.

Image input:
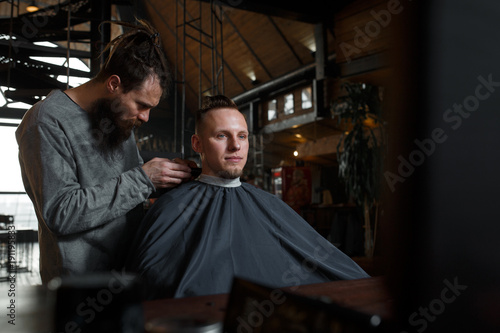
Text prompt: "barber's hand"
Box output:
[[172, 157, 198, 169], [142, 157, 197, 189]]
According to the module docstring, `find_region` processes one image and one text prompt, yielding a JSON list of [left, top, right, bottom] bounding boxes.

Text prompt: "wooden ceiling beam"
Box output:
[[177, 0, 246, 93], [146, 1, 212, 88], [222, 11, 273, 80], [267, 16, 303, 66], [198, 0, 349, 23]]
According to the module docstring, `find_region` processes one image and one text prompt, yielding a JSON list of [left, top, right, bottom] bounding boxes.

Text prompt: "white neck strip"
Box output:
[[198, 174, 241, 188]]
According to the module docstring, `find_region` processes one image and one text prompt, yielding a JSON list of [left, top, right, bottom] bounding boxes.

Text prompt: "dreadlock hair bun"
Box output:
[[95, 19, 171, 98]]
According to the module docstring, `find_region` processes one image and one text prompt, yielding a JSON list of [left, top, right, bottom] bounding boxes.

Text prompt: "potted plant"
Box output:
[[331, 82, 385, 257]]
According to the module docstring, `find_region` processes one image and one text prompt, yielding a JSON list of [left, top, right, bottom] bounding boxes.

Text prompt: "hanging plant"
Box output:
[[331, 81, 385, 257]]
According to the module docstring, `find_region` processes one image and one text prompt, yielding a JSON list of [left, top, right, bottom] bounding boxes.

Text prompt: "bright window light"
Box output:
[[0, 118, 21, 125], [33, 41, 58, 48], [0, 124, 37, 229], [30, 56, 90, 72], [0, 125, 24, 192], [267, 99, 277, 121], [56, 75, 91, 87], [284, 93, 294, 115], [5, 102, 33, 109], [0, 90, 6, 105], [31, 57, 91, 87], [301, 87, 313, 109]]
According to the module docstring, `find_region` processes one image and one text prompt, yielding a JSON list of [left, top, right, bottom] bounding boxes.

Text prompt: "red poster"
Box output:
[[281, 166, 312, 214]]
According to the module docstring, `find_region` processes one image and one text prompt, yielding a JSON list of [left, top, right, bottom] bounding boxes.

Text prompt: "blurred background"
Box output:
[[1, 1, 500, 331]]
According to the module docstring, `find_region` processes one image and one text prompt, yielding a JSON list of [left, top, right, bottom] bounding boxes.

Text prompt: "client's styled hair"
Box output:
[[195, 95, 240, 134]]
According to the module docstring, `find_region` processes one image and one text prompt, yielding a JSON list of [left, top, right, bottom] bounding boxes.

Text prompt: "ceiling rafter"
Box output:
[[267, 16, 303, 67], [144, 0, 209, 100], [174, 0, 246, 92], [222, 11, 273, 80]]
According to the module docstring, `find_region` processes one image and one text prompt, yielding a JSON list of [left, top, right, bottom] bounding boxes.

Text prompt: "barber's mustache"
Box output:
[[134, 119, 144, 128], [120, 118, 143, 129]]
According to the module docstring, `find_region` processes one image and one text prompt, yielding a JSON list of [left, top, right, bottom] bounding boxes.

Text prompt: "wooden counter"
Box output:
[[142, 276, 393, 331]]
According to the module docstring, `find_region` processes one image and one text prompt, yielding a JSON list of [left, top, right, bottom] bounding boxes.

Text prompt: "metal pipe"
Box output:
[[232, 54, 336, 106]]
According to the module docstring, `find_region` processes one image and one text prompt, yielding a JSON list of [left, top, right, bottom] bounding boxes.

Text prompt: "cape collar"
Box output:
[[198, 174, 241, 188]]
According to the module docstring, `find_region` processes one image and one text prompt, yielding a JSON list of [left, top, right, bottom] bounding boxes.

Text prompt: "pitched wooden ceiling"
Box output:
[[141, 0, 351, 167], [0, 0, 358, 168], [142, 0, 341, 113]]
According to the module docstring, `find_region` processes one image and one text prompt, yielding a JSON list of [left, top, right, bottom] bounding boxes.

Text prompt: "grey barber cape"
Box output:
[[125, 174, 369, 300]]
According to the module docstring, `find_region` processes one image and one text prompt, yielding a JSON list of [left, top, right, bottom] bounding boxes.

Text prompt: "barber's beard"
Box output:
[[88, 98, 143, 157]]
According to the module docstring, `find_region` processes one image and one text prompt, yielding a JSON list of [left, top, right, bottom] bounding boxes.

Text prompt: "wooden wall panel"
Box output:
[[334, 0, 396, 64]]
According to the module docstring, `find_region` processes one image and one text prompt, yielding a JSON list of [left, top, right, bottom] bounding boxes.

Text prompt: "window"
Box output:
[[0, 122, 23, 192], [284, 93, 294, 115], [0, 41, 90, 231], [263, 86, 314, 125], [267, 99, 277, 121], [301, 87, 313, 109], [0, 121, 37, 229]]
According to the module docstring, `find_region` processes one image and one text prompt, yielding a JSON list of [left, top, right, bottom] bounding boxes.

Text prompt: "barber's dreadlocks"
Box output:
[[95, 19, 171, 98]]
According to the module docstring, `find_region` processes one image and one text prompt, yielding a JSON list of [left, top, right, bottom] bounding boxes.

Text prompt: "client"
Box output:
[[125, 95, 369, 299]]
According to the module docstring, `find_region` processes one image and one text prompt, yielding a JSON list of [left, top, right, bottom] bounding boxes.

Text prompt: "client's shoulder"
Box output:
[[152, 180, 202, 203], [240, 182, 281, 200]]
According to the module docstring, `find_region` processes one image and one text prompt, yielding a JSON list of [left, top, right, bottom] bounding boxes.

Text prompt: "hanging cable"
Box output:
[[66, 0, 71, 89]]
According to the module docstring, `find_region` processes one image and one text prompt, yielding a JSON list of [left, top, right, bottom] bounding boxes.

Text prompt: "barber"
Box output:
[[16, 19, 195, 284]]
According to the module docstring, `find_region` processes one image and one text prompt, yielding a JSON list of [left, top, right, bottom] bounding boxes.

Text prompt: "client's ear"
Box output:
[[191, 134, 202, 153]]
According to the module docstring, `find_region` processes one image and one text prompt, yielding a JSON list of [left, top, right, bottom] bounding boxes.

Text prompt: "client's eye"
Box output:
[[216, 133, 227, 139]]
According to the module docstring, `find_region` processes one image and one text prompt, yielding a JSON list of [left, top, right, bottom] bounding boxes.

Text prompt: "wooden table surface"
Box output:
[[142, 276, 394, 329]]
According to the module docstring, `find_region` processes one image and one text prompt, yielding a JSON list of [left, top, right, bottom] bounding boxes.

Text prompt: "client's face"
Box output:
[[193, 108, 249, 179]]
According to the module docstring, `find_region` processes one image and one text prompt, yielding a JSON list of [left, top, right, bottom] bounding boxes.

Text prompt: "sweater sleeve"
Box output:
[[18, 120, 155, 236]]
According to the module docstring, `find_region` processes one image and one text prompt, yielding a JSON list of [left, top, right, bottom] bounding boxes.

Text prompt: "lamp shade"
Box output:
[[26, 2, 39, 12]]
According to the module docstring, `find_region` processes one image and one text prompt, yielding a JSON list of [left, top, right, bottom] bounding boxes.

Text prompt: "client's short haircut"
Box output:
[[195, 95, 240, 134]]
